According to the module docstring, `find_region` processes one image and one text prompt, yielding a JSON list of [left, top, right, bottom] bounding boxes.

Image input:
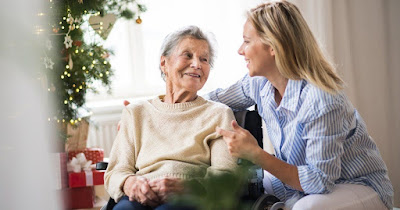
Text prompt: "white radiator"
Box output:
[[86, 102, 124, 158]]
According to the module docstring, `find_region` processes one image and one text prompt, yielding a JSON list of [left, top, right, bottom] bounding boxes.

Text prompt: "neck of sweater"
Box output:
[[152, 95, 207, 112]]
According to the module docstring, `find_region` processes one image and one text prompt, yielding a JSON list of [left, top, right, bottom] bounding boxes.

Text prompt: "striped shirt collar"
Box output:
[[277, 79, 304, 112]]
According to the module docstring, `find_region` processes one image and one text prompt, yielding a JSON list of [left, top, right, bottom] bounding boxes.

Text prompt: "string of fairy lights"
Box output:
[[39, 0, 146, 128]]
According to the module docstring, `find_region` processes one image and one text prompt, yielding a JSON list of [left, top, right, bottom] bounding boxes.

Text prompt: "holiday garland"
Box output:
[[43, 0, 146, 126]]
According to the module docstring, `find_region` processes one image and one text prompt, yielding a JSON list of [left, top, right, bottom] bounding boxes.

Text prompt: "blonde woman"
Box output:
[[213, 1, 393, 209]]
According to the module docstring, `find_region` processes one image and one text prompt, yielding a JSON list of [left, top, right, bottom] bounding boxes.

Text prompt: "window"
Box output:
[[86, 0, 265, 103]]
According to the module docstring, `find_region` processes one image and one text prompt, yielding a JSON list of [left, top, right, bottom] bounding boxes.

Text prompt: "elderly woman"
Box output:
[[104, 26, 237, 210]]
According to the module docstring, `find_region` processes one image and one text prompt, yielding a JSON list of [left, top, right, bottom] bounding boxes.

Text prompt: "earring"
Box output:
[[162, 68, 168, 78]]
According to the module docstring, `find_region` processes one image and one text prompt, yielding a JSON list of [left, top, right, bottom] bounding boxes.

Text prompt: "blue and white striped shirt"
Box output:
[[206, 74, 393, 209]]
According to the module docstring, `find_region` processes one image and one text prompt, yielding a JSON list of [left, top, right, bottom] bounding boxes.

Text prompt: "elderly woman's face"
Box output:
[[161, 37, 210, 94]]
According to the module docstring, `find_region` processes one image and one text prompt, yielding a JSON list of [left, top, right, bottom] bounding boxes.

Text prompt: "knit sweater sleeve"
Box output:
[[104, 107, 137, 202], [205, 106, 238, 177]]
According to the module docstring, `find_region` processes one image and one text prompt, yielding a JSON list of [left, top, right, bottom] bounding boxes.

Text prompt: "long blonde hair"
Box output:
[[248, 1, 344, 94]]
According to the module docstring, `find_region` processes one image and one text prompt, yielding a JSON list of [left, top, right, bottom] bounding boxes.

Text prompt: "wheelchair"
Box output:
[[97, 109, 284, 210], [234, 109, 284, 210]]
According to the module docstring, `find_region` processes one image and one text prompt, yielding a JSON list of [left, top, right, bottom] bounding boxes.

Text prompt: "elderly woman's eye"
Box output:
[[184, 53, 192, 58], [202, 58, 209, 62]]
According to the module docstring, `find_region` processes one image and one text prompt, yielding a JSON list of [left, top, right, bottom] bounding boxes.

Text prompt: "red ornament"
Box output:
[[73, 40, 82, 47]]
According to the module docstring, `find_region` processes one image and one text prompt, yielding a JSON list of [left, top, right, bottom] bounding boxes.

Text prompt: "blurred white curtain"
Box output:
[[291, 0, 400, 206], [0, 0, 61, 209]]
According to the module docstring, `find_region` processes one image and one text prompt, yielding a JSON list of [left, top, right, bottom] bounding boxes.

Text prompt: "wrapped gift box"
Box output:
[[68, 148, 104, 164], [61, 186, 94, 209], [53, 152, 69, 189], [69, 170, 105, 188]]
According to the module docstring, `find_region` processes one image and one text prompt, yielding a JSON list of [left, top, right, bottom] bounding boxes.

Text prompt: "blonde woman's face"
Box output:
[[160, 37, 211, 94], [238, 20, 276, 77]]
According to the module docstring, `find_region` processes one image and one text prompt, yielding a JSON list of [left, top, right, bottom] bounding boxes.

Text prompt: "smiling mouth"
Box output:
[[184, 73, 200, 78]]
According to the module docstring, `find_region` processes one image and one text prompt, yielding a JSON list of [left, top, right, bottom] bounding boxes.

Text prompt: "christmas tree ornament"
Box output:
[[74, 17, 82, 23], [73, 40, 82, 47], [69, 24, 76, 31], [64, 34, 73, 49], [101, 52, 110, 58], [67, 16, 76, 31], [43, 56, 55, 69], [67, 16, 74, 25], [136, 16, 142, 24], [89, 14, 117, 40], [68, 54, 74, 70]]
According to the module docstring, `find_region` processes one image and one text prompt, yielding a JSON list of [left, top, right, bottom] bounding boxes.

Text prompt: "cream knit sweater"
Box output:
[[104, 95, 237, 201]]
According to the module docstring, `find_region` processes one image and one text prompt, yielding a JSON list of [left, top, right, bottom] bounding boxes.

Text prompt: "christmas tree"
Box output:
[[42, 0, 146, 132]]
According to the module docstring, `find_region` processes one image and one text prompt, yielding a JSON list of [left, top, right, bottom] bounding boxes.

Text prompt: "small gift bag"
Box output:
[[65, 119, 89, 152]]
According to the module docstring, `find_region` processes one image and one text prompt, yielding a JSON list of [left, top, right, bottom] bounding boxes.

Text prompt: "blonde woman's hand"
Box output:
[[149, 177, 184, 203], [216, 120, 262, 163], [123, 175, 160, 207], [117, 100, 131, 131]]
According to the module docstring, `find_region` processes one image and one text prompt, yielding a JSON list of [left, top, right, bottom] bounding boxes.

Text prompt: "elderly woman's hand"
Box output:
[[216, 120, 262, 163], [123, 175, 160, 207], [149, 177, 184, 203]]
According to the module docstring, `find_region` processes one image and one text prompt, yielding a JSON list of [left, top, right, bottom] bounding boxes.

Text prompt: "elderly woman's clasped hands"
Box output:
[[123, 176, 184, 207]]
